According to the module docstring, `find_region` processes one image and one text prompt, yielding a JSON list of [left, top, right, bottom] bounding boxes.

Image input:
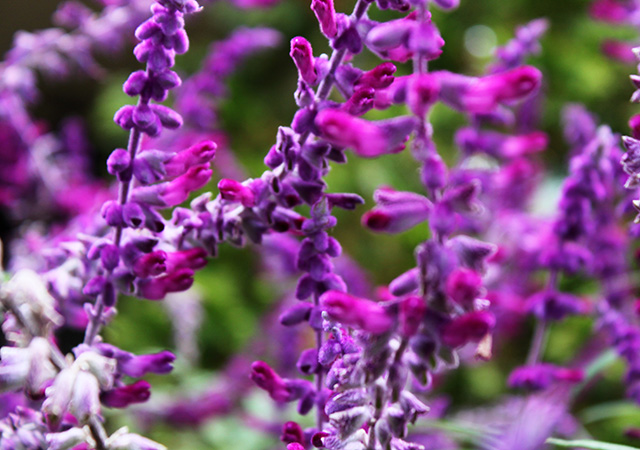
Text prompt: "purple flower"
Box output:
[[290, 37, 318, 85], [320, 290, 393, 334], [311, 0, 337, 38], [101, 380, 152, 408], [362, 188, 432, 233], [445, 268, 483, 308], [250, 361, 312, 403], [441, 311, 495, 348], [508, 364, 583, 391]]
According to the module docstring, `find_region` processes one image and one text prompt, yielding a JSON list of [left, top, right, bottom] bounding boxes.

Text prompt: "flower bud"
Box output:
[[311, 0, 337, 38], [290, 37, 317, 85]]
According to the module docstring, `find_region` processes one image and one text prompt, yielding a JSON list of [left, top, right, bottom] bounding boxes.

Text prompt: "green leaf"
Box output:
[[579, 401, 640, 425], [546, 437, 640, 450]]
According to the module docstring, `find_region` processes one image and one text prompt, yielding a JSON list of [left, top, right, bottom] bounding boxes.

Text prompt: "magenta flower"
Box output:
[[320, 290, 393, 334], [441, 311, 495, 348]]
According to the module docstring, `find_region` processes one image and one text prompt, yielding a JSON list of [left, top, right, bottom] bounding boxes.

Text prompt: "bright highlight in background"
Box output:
[[464, 24, 497, 58]]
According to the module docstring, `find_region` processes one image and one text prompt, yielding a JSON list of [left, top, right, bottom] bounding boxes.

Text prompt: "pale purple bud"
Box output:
[[96, 345, 174, 378], [297, 348, 319, 375], [101, 201, 124, 227], [114, 105, 135, 130], [135, 20, 161, 40], [279, 303, 313, 326], [0, 338, 55, 394], [83, 276, 106, 298], [150, 104, 183, 129], [124, 70, 149, 97], [319, 337, 343, 366], [133, 104, 156, 129], [366, 17, 414, 51], [171, 29, 190, 54], [399, 391, 429, 423], [122, 202, 146, 228]]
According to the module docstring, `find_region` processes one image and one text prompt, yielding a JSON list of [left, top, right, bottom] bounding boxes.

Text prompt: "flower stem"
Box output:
[[83, 125, 144, 346]]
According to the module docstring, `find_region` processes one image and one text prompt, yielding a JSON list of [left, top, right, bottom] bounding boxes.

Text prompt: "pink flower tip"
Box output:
[[320, 290, 392, 334]]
